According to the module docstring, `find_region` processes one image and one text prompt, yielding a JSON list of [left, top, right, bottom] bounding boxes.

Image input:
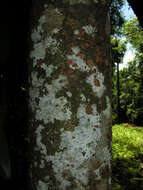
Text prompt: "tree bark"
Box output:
[[28, 0, 112, 189]]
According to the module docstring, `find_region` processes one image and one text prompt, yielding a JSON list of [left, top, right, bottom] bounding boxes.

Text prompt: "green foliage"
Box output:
[[112, 16, 143, 125], [122, 18, 143, 51], [110, 0, 126, 68], [112, 124, 143, 190], [110, 1, 126, 124], [120, 66, 139, 123], [111, 36, 126, 67], [112, 61, 143, 125], [109, 0, 125, 36]]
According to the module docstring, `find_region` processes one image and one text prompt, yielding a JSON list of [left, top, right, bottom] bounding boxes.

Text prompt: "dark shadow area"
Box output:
[[112, 155, 143, 190], [0, 1, 32, 189]]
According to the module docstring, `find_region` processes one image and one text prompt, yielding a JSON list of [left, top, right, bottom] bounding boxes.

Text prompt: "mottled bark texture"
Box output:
[[28, 0, 112, 189]]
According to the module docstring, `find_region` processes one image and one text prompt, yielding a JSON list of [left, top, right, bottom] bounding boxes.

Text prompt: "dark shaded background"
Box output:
[[0, 1, 32, 189]]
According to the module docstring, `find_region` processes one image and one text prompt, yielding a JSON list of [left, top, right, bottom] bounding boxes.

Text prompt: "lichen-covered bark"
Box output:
[[28, 0, 112, 189]]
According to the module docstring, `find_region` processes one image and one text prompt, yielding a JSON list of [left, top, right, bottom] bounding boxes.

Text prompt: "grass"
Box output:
[[112, 124, 143, 190]]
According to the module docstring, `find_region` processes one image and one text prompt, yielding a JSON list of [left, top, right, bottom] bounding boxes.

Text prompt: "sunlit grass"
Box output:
[[113, 124, 143, 159], [112, 124, 143, 190]]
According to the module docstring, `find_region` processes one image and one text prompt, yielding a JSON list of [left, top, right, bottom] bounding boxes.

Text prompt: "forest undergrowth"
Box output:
[[112, 124, 143, 190]]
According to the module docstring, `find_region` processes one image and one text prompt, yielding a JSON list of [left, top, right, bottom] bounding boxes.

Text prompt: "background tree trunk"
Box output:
[[117, 62, 121, 124], [28, 1, 112, 189]]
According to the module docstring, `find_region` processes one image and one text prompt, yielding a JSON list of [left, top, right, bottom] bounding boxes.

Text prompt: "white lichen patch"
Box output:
[[80, 94, 86, 102], [29, 74, 43, 112], [39, 159, 45, 169], [52, 28, 60, 34], [30, 13, 61, 67], [30, 41, 46, 66], [41, 63, 54, 77], [46, 36, 60, 55], [86, 71, 106, 98], [71, 46, 80, 55], [35, 125, 48, 169], [109, 177, 111, 185], [31, 71, 44, 88], [74, 29, 80, 35], [67, 49, 90, 72], [46, 104, 101, 189], [44, 4, 48, 8], [30, 34, 60, 67], [37, 180, 48, 190], [31, 16, 46, 43], [31, 28, 43, 43], [66, 91, 72, 98], [82, 25, 97, 37], [94, 168, 100, 180], [35, 75, 72, 124], [35, 125, 48, 158], [102, 96, 111, 119]]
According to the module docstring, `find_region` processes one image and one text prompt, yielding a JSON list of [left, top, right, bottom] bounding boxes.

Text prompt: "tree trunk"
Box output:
[[28, 1, 112, 189], [117, 62, 121, 124]]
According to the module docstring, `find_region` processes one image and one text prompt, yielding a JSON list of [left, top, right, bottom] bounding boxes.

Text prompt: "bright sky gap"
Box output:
[[119, 1, 136, 70]]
